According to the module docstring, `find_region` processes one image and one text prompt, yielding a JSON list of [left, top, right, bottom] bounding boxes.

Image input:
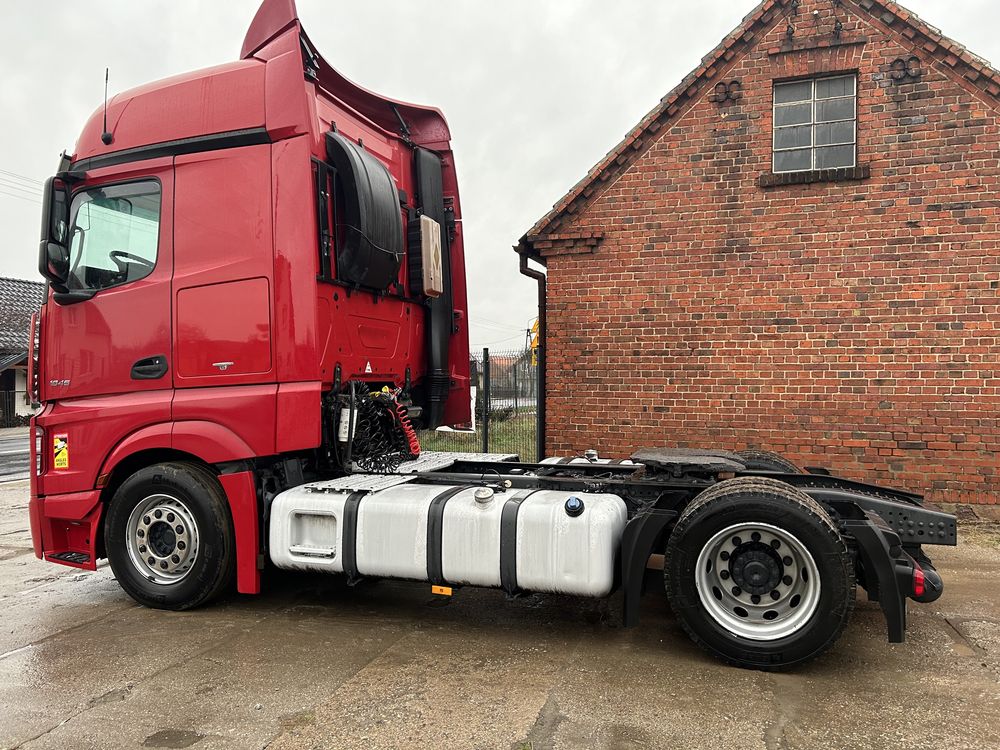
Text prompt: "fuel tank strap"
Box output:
[[500, 490, 542, 595], [426, 486, 473, 585], [341, 491, 366, 584]]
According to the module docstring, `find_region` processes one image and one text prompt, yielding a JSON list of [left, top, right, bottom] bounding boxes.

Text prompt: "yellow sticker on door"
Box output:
[[53, 434, 69, 469]]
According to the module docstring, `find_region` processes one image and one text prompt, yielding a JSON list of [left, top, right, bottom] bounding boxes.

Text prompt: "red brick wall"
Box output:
[[540, 0, 1000, 505]]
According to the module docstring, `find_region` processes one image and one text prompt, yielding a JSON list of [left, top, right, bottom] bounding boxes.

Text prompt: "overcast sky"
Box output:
[[2, 1, 997, 348]]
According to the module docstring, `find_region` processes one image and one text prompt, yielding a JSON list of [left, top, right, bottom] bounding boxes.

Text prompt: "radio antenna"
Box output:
[[101, 68, 113, 145]]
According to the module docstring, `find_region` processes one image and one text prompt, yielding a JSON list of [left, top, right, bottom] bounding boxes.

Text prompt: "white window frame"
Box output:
[[772, 74, 857, 174]]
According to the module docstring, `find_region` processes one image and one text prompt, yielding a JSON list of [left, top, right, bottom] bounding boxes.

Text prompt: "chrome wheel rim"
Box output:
[[694, 522, 821, 641], [125, 494, 200, 584]]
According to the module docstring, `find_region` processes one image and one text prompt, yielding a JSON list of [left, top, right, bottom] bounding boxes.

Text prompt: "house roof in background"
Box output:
[[0, 277, 44, 354], [517, 0, 1000, 259]]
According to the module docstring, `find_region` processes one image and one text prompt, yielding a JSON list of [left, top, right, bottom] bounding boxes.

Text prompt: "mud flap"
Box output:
[[843, 516, 907, 643], [620, 509, 677, 628]]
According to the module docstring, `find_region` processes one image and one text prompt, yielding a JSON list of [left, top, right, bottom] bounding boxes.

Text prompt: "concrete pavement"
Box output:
[[1, 478, 998, 749]]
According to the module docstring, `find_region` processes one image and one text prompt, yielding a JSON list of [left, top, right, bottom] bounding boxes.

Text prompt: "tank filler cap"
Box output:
[[474, 487, 495, 504], [565, 496, 585, 517]]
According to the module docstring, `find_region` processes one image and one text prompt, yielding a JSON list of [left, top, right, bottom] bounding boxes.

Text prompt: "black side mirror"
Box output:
[[38, 177, 70, 290]]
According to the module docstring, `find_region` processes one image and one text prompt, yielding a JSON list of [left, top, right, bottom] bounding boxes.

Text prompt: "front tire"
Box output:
[[105, 462, 235, 610], [665, 477, 854, 670]]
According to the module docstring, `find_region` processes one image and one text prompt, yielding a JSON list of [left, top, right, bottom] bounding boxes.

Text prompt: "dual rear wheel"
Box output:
[[665, 477, 855, 669]]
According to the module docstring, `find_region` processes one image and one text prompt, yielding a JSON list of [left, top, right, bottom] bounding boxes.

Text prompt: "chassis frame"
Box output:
[[375, 455, 956, 643]]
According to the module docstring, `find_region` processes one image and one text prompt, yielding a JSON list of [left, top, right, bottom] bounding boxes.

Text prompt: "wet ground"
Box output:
[[0, 428, 29, 483], [2, 478, 999, 750]]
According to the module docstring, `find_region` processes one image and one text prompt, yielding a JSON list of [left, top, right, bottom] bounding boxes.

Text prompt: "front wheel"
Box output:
[[665, 477, 854, 670], [105, 462, 235, 610]]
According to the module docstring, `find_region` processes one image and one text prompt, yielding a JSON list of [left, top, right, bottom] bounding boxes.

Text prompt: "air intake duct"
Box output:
[[414, 147, 452, 429]]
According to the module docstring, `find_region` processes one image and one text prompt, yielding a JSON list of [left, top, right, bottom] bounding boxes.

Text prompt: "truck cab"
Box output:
[[30, 0, 470, 593]]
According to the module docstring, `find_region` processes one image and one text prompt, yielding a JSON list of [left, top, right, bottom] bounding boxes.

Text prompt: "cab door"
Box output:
[[43, 158, 174, 402]]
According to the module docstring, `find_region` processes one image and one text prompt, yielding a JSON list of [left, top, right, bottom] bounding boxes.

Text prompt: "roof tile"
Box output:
[[0, 277, 44, 354]]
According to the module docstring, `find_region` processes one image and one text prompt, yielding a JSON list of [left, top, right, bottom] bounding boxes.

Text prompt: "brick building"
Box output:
[[517, 0, 1000, 506]]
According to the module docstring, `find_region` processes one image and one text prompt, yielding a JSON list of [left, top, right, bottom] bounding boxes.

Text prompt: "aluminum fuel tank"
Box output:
[[269, 475, 627, 598]]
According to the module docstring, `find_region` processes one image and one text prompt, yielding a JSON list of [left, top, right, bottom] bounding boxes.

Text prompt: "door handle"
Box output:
[[131, 355, 168, 380]]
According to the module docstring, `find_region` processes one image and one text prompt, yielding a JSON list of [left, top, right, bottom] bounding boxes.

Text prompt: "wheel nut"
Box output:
[[782, 556, 793, 566], [782, 575, 793, 586], [143, 516, 150, 525], [751, 532, 761, 542], [167, 513, 175, 523], [154, 510, 163, 519], [159, 561, 168, 569], [147, 556, 155, 565], [732, 536, 742, 546], [731, 586, 742, 596], [720, 570, 730, 580], [751, 595, 761, 604], [171, 555, 180, 563], [175, 525, 184, 534], [770, 539, 781, 549], [177, 541, 186, 550], [770, 590, 780, 600], [139, 545, 147, 553], [720, 551, 730, 561], [137, 529, 144, 538]]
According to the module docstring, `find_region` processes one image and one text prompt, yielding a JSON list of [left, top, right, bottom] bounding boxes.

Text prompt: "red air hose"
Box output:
[[394, 401, 421, 458]]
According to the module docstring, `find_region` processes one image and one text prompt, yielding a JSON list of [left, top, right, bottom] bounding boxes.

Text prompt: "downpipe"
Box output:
[[519, 251, 546, 461]]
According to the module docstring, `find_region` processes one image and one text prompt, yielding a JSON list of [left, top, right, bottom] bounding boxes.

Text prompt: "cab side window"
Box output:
[[67, 181, 161, 292]]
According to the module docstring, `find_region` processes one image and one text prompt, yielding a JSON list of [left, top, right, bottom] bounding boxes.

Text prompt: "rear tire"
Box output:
[[736, 448, 801, 473], [665, 477, 854, 670], [105, 462, 235, 610]]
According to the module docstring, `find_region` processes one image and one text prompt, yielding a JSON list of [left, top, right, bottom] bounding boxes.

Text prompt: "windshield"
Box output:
[[67, 181, 161, 291]]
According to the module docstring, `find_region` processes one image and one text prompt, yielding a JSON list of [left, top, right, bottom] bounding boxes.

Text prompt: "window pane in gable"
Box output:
[[774, 148, 812, 172], [814, 145, 855, 169], [774, 80, 812, 104], [815, 121, 855, 146], [775, 102, 812, 126], [816, 97, 855, 123], [774, 125, 812, 150], [816, 76, 855, 99]]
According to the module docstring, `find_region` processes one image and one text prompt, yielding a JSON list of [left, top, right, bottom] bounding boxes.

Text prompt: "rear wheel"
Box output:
[[105, 462, 235, 610], [665, 477, 854, 670], [735, 448, 801, 473]]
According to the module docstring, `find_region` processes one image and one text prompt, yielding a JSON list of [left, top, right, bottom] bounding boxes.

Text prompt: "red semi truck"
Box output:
[[30, 0, 955, 669]]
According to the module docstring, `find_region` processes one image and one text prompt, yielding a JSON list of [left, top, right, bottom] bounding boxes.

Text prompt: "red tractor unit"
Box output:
[[29, 0, 956, 669]]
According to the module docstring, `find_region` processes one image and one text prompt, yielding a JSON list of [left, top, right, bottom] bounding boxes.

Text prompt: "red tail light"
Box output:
[[912, 565, 926, 598]]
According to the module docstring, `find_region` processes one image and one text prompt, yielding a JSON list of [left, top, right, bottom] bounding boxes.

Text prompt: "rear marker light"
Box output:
[[913, 565, 926, 598]]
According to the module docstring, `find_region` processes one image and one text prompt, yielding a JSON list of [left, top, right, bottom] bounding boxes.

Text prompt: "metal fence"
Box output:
[[418, 347, 540, 461], [0, 391, 32, 428]]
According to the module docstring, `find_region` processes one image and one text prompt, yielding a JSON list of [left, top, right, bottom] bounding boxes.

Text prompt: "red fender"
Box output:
[[99, 422, 174, 481], [98, 420, 261, 594], [170, 420, 255, 464]]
